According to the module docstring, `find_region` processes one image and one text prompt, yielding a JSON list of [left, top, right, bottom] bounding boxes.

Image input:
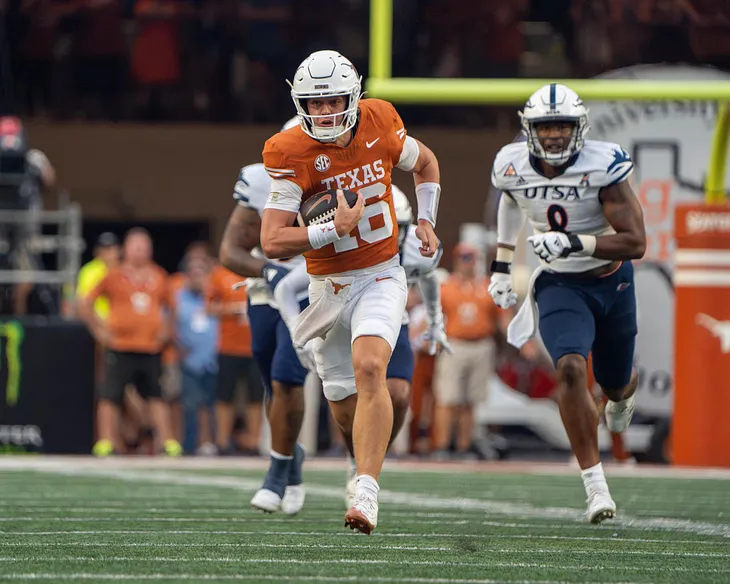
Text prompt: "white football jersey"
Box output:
[[399, 224, 442, 324], [231, 162, 305, 307], [233, 163, 272, 217], [491, 139, 634, 273]]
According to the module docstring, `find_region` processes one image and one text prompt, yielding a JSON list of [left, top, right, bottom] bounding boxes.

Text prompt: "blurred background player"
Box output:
[[489, 83, 645, 523], [79, 228, 182, 457], [260, 50, 441, 534], [219, 150, 311, 515]]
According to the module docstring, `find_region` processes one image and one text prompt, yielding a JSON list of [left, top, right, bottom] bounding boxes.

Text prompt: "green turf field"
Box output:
[[0, 458, 728, 583]]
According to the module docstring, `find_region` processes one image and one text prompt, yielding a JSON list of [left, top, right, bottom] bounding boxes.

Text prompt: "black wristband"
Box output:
[[490, 260, 511, 275], [562, 234, 584, 258]]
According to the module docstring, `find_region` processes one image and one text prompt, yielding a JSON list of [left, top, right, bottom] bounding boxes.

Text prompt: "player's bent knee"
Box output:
[[556, 354, 588, 389], [353, 355, 388, 386]]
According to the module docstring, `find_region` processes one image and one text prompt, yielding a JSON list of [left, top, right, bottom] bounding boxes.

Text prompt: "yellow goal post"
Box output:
[[367, 0, 730, 204]]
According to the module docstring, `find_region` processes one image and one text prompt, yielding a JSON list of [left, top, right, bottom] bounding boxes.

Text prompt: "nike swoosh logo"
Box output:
[[366, 138, 380, 149], [309, 194, 332, 213], [375, 276, 392, 282]]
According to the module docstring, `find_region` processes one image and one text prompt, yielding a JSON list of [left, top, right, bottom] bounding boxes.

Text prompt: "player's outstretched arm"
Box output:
[[595, 180, 646, 260], [410, 139, 441, 257], [219, 205, 267, 278]]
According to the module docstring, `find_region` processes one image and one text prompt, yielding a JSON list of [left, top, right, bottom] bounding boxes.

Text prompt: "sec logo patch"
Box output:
[[314, 154, 331, 173]]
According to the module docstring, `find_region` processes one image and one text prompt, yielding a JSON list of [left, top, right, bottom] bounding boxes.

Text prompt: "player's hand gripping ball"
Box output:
[[299, 189, 359, 226]]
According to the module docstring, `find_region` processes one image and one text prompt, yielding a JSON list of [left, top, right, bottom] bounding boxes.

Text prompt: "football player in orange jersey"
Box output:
[[260, 50, 441, 535]]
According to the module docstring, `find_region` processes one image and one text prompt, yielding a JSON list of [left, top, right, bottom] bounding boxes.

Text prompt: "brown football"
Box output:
[[299, 189, 358, 226]]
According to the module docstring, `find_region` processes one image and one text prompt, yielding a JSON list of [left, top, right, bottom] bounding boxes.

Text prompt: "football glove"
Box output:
[[527, 232, 584, 263]]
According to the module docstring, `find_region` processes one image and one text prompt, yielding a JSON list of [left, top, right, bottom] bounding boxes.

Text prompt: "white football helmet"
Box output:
[[519, 83, 589, 166], [392, 184, 412, 245], [288, 50, 362, 143]]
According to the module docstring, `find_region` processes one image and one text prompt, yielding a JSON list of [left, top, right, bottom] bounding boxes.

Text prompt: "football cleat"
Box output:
[[281, 485, 306, 516], [344, 492, 378, 535], [586, 485, 616, 524], [605, 393, 636, 433], [250, 489, 282, 514]]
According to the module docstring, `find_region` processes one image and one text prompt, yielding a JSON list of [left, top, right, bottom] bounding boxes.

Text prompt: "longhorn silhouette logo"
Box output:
[[696, 313, 730, 354]]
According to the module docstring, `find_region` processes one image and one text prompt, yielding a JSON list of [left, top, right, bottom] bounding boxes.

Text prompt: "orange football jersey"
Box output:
[[263, 99, 409, 275]]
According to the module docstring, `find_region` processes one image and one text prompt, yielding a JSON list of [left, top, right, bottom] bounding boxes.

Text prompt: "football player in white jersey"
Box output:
[[489, 83, 646, 524], [219, 130, 313, 516]]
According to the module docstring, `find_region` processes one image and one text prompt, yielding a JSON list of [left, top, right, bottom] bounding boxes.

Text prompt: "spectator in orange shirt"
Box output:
[[432, 243, 506, 460], [79, 228, 182, 457], [207, 265, 264, 455]]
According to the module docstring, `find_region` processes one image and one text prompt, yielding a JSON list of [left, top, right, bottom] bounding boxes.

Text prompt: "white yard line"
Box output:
[[0, 558, 727, 573], [1, 461, 729, 538], [0, 530, 727, 546], [1, 455, 730, 480], [0, 574, 644, 584], [0, 542, 450, 551], [0, 516, 725, 531], [1, 542, 728, 558], [16, 466, 730, 539]]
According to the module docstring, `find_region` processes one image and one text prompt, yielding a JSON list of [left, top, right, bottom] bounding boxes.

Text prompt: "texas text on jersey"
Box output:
[[491, 139, 634, 273], [262, 98, 418, 275]]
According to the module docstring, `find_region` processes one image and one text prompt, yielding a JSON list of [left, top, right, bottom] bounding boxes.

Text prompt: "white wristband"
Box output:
[[496, 247, 514, 263], [307, 221, 340, 250], [415, 182, 441, 227], [577, 234, 597, 256]]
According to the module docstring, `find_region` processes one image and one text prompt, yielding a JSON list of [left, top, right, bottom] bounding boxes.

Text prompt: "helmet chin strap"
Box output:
[[310, 123, 347, 142]]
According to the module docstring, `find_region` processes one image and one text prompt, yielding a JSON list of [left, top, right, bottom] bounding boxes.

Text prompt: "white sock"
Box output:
[[270, 450, 294, 461], [355, 474, 380, 498], [581, 462, 607, 490], [347, 453, 357, 475]]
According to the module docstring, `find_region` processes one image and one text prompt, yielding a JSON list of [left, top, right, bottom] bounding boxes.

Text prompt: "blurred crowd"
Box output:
[[4, 0, 730, 124], [72, 228, 560, 460]]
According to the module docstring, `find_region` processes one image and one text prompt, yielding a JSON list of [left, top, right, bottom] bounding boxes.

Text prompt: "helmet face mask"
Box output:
[[289, 50, 362, 143], [519, 84, 589, 166]]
